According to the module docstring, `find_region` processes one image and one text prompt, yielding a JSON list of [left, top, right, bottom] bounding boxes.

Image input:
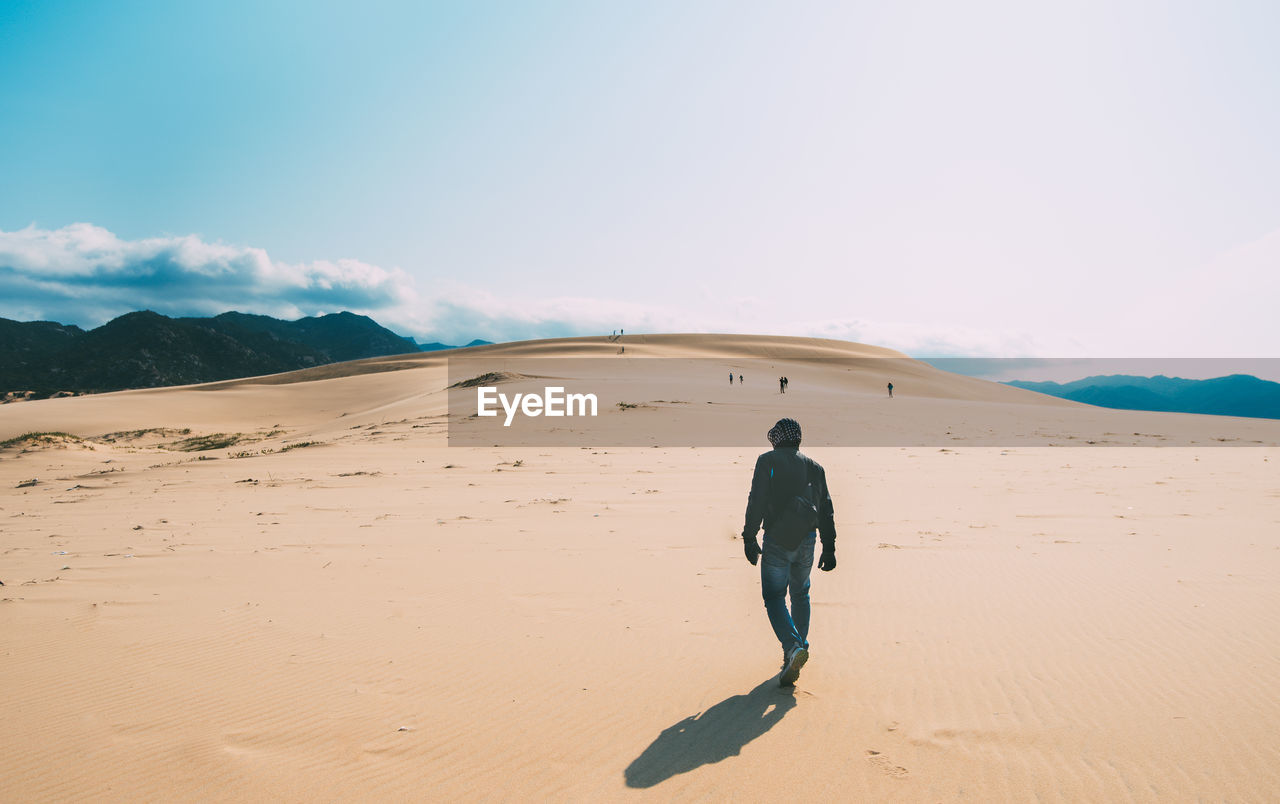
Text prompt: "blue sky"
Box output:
[[2, 0, 1279, 356]]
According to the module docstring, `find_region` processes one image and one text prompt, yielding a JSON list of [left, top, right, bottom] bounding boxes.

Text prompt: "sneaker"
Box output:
[[779, 645, 809, 687]]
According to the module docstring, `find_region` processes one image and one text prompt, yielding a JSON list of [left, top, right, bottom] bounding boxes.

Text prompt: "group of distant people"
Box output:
[[725, 371, 895, 399], [726, 374, 795, 394], [604, 338, 896, 398]]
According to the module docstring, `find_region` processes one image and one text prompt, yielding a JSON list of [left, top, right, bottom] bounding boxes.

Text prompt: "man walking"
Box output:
[[741, 418, 837, 686]]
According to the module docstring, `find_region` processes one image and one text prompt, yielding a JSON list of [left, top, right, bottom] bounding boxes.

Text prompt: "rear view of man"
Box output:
[[742, 418, 837, 686]]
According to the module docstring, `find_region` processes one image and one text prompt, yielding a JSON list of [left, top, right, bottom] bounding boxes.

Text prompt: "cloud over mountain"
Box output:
[[0, 223, 415, 325]]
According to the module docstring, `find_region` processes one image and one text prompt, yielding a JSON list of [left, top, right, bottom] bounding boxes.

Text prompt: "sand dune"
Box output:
[[2, 335, 1279, 801]]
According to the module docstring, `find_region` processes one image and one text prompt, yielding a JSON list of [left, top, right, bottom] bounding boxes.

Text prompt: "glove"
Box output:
[[743, 535, 761, 566], [818, 549, 836, 572]]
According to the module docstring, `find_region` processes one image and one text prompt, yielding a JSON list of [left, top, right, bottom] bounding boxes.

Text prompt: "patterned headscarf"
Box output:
[[767, 418, 802, 447]]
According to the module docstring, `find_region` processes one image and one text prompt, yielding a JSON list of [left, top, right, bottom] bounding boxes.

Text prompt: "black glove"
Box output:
[[818, 549, 836, 572], [743, 535, 761, 566]]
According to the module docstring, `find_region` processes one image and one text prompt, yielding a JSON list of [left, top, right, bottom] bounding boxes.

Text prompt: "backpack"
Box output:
[[768, 465, 820, 550]]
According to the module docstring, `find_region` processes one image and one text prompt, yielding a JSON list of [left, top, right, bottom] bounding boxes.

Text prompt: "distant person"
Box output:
[[739, 374, 744, 385], [779, 376, 785, 394], [741, 418, 837, 687], [783, 376, 789, 392], [887, 381, 893, 398], [729, 371, 735, 385]]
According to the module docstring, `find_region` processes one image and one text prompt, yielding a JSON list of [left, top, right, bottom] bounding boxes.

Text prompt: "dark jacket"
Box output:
[[742, 445, 836, 551]]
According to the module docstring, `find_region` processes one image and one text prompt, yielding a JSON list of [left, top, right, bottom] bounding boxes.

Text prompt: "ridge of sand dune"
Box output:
[[187, 333, 913, 387], [4, 333, 1279, 448], [0, 333, 937, 443], [459, 332, 912, 360], [179, 333, 916, 389], [2, 334, 1279, 801]]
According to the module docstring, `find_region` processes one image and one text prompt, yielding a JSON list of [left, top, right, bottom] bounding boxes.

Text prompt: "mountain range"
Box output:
[[0, 311, 486, 398], [1005, 374, 1280, 420]]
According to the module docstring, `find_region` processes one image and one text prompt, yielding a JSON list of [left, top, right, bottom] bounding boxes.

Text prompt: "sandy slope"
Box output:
[[2, 335, 1279, 801]]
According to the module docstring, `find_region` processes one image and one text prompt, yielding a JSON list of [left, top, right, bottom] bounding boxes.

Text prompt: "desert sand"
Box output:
[[2, 334, 1279, 801]]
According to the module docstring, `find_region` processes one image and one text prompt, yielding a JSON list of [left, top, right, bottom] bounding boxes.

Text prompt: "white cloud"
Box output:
[[0, 223, 415, 325], [2, 222, 1072, 357], [391, 281, 1068, 356], [390, 282, 693, 345]]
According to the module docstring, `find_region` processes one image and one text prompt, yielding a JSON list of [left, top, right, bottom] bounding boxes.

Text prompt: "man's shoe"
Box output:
[[779, 645, 809, 687]]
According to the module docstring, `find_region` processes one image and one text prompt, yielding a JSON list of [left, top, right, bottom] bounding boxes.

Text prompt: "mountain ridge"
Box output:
[[1005, 373, 1280, 420], [0, 310, 428, 397]]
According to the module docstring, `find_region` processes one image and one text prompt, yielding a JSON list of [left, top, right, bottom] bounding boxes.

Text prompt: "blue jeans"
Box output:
[[760, 532, 816, 653]]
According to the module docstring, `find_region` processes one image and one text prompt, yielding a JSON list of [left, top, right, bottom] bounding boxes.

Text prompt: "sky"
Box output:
[[2, 0, 1279, 357]]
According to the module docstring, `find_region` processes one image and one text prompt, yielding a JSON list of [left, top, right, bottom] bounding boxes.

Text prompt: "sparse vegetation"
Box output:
[[616, 402, 639, 410], [226, 439, 322, 458], [0, 432, 82, 449], [278, 441, 322, 452], [98, 427, 191, 443], [168, 432, 245, 452], [166, 428, 289, 454], [448, 371, 530, 389]]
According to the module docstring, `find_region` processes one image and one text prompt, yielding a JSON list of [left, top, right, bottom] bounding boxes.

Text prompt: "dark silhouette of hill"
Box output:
[[0, 318, 86, 368], [206, 311, 420, 363], [0, 310, 423, 396], [1005, 374, 1280, 420]]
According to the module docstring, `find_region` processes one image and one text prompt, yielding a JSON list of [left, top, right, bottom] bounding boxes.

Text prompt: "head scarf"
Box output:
[[767, 417, 802, 447]]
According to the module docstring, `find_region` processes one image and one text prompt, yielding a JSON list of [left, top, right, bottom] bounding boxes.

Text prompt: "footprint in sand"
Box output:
[[866, 750, 908, 778]]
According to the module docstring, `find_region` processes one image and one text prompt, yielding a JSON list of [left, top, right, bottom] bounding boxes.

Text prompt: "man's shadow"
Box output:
[[624, 679, 797, 788]]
